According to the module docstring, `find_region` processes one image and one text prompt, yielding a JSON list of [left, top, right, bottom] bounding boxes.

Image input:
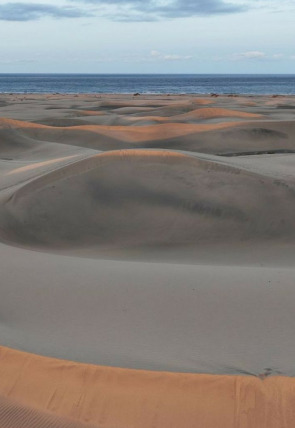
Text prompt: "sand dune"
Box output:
[[173, 106, 263, 119], [165, 121, 295, 155], [122, 107, 263, 126], [2, 100, 294, 157], [1, 94, 295, 427], [151, 107, 263, 121], [0, 116, 241, 142], [2, 149, 295, 254]]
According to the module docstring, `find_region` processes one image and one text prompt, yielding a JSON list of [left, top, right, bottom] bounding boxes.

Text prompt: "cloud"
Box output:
[[71, 0, 247, 21], [231, 51, 266, 60], [0, 0, 248, 23], [0, 3, 92, 21], [93, 50, 193, 63], [272, 53, 284, 59], [247, 0, 295, 13], [229, 51, 286, 61], [0, 58, 38, 64], [151, 50, 193, 61]]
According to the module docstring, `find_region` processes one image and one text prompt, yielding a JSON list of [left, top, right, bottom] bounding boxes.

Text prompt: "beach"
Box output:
[[1, 93, 295, 427]]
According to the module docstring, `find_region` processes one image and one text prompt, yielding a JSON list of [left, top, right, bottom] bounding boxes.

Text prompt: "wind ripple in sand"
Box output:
[[0, 396, 96, 428]]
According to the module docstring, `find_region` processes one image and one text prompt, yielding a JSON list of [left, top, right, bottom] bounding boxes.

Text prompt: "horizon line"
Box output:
[[0, 72, 295, 76]]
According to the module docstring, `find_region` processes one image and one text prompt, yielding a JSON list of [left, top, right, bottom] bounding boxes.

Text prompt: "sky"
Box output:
[[0, 0, 294, 73]]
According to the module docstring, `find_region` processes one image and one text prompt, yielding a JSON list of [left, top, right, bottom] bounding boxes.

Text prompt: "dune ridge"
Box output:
[[130, 107, 263, 122], [0, 116, 242, 142]]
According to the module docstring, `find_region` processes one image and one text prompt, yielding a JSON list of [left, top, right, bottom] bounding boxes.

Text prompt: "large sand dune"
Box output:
[[2, 149, 295, 256], [1, 93, 295, 427]]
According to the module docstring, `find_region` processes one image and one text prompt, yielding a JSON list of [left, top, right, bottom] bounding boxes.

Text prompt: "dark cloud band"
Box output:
[[75, 0, 247, 20], [0, 3, 92, 21], [0, 0, 247, 22]]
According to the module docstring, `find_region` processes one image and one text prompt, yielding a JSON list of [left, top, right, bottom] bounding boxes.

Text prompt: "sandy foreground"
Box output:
[[1, 93, 295, 426]]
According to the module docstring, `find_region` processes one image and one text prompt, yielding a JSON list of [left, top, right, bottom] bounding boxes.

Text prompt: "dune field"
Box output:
[[1, 93, 295, 427]]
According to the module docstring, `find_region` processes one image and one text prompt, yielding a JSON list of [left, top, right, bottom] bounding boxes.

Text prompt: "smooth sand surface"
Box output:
[[1, 93, 295, 426]]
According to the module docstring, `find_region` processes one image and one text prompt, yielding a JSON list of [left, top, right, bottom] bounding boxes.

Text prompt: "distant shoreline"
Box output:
[[1, 92, 295, 96], [1, 74, 295, 95], [1, 72, 295, 75]]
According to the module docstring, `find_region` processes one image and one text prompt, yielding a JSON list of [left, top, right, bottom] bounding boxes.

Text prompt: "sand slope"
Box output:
[[1, 240, 295, 375]]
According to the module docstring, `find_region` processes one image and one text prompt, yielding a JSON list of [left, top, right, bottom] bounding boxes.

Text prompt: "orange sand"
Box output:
[[1, 346, 295, 428], [0, 117, 241, 143]]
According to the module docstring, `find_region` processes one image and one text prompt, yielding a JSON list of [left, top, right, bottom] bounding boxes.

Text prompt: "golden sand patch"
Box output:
[[0, 346, 295, 428]]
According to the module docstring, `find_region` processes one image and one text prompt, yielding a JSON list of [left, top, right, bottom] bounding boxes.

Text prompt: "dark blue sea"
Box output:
[[0, 74, 294, 95]]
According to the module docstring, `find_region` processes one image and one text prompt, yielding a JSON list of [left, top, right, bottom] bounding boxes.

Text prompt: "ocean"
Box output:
[[0, 74, 294, 95]]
